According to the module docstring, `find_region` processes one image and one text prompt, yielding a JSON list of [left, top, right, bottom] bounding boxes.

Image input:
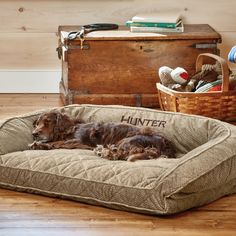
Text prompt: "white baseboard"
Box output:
[[0, 69, 235, 93], [0, 70, 61, 93]]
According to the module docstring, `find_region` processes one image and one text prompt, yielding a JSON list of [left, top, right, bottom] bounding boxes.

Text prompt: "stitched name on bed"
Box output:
[[121, 115, 166, 128]]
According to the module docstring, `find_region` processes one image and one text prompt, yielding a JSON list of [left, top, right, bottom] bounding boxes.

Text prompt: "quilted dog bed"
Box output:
[[0, 104, 236, 215]]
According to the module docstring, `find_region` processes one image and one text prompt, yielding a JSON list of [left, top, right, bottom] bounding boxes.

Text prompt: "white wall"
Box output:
[[0, 0, 235, 92]]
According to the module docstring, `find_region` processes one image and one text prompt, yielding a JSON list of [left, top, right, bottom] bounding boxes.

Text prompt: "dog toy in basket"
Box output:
[[158, 60, 225, 92], [156, 53, 236, 122], [158, 66, 193, 92]]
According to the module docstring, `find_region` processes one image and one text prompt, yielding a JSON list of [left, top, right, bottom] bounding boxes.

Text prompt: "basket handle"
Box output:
[[196, 53, 230, 92]]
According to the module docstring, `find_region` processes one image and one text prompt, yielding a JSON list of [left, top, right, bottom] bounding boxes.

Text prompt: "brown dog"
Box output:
[[29, 111, 175, 161]]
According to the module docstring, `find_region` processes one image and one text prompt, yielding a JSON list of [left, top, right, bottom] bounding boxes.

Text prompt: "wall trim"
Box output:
[[0, 70, 61, 93]]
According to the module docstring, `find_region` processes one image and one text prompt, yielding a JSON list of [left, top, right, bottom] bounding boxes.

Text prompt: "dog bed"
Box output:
[[0, 104, 236, 215]]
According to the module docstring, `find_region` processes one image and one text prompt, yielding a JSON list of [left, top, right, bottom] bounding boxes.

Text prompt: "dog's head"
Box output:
[[32, 111, 76, 142]]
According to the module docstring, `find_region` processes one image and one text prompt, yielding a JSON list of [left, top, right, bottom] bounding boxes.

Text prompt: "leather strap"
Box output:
[[67, 23, 119, 40]]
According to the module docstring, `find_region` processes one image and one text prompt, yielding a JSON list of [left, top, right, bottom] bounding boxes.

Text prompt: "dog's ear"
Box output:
[[90, 127, 100, 138], [55, 112, 75, 133], [51, 112, 72, 140]]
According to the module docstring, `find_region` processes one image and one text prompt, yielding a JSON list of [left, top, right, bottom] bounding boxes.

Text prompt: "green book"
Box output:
[[130, 24, 184, 33], [126, 20, 181, 28]]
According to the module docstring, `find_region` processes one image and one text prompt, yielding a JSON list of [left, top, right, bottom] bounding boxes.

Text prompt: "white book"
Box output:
[[132, 12, 182, 24]]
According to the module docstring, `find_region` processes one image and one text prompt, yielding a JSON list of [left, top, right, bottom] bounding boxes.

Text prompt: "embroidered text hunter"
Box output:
[[121, 115, 167, 128]]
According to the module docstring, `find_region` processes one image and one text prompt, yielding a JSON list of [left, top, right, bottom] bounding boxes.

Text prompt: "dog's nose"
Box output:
[[32, 131, 39, 138]]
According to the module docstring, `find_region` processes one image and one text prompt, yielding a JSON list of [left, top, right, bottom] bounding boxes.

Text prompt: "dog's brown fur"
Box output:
[[30, 111, 175, 161]]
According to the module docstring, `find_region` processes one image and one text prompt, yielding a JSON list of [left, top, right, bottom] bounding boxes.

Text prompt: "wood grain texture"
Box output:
[[0, 93, 236, 235], [219, 32, 236, 70], [1, 187, 236, 236], [0, 33, 59, 69], [0, 94, 62, 119], [60, 24, 221, 41], [0, 0, 235, 32], [60, 25, 220, 107], [0, 0, 235, 72]]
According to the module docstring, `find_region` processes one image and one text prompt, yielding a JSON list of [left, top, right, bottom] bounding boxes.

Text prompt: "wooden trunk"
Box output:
[[58, 24, 221, 107]]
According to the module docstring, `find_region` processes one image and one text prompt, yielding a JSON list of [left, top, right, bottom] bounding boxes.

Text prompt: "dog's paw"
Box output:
[[94, 145, 104, 157], [108, 144, 118, 152], [94, 145, 111, 159], [28, 141, 39, 150], [28, 141, 50, 150], [94, 145, 118, 160]]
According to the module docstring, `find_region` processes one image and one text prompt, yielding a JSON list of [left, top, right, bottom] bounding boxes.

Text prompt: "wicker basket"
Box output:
[[156, 53, 236, 122]]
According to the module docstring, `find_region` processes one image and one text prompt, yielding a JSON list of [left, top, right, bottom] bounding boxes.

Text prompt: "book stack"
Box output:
[[126, 12, 184, 33]]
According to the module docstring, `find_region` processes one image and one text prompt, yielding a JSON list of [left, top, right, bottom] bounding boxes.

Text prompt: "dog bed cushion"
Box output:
[[0, 104, 236, 215]]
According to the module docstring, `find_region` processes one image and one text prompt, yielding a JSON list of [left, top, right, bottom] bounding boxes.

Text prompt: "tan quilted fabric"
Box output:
[[0, 105, 236, 215]]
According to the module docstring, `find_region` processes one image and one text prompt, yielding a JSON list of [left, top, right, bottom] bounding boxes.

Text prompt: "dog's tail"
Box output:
[[127, 143, 175, 162]]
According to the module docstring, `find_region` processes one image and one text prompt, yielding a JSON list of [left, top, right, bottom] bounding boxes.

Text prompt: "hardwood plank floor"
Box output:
[[0, 93, 62, 119], [0, 93, 236, 236]]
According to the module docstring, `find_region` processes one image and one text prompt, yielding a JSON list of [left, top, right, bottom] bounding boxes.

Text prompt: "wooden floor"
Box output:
[[0, 94, 236, 236]]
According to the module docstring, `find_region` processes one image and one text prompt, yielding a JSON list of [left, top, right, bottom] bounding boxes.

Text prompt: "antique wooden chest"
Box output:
[[58, 24, 221, 107]]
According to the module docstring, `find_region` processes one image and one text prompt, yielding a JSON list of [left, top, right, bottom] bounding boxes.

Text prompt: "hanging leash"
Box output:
[[67, 23, 119, 49], [57, 23, 119, 58], [68, 23, 119, 40]]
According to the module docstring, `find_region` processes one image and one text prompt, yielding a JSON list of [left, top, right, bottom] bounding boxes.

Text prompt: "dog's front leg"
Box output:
[[49, 140, 93, 150], [29, 141, 53, 150], [29, 141, 73, 150], [29, 140, 93, 150]]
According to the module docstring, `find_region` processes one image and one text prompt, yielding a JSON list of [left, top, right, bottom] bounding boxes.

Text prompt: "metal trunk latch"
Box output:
[[80, 37, 85, 50]]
